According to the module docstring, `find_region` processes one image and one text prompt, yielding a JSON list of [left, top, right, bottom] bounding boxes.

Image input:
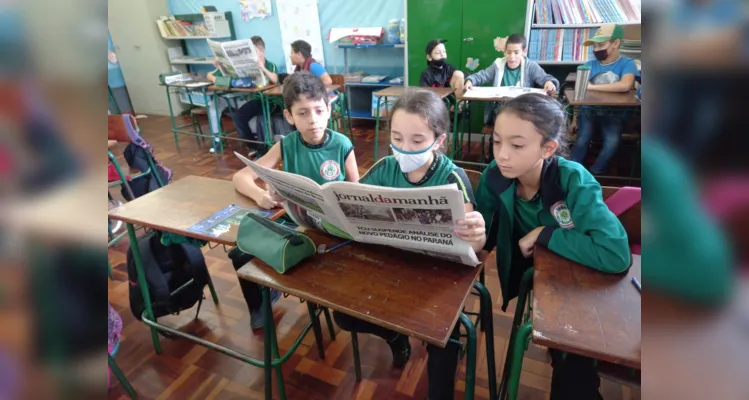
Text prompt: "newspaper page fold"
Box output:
[[207, 39, 268, 86]]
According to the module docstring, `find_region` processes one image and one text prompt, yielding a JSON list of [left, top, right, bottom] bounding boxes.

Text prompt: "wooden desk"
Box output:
[[108, 175, 283, 246], [532, 246, 641, 369], [372, 86, 456, 161], [238, 230, 496, 400], [239, 230, 481, 346], [564, 88, 641, 107]]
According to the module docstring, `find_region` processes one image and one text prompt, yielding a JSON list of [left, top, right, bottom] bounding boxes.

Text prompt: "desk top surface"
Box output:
[[564, 88, 641, 107], [532, 246, 641, 369], [237, 231, 483, 347], [108, 176, 283, 246]]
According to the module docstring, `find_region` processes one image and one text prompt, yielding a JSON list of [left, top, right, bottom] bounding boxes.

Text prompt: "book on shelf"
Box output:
[[529, 28, 595, 62], [157, 16, 221, 38], [533, 0, 640, 25]]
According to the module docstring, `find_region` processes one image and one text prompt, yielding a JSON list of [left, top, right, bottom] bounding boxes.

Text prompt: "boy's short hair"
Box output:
[[251, 36, 265, 49], [282, 71, 329, 111], [506, 34, 527, 50], [425, 39, 447, 55], [290, 40, 312, 59]]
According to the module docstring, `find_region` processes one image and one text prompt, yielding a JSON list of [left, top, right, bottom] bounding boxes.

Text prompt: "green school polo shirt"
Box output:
[[360, 154, 475, 205], [514, 194, 543, 238], [280, 129, 353, 185], [501, 65, 521, 87]]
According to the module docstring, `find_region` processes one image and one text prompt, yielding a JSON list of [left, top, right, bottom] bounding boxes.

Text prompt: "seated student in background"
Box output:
[[570, 23, 637, 174], [207, 35, 279, 156], [332, 88, 486, 400], [475, 93, 630, 400], [419, 39, 465, 89], [289, 40, 333, 86], [464, 34, 559, 127], [229, 71, 359, 329]]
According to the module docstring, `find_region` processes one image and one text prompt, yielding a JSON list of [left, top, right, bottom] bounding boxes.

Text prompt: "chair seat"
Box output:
[[191, 108, 208, 116], [481, 126, 493, 135]]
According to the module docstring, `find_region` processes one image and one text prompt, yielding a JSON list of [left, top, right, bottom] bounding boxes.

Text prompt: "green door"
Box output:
[[460, 0, 529, 128], [406, 0, 464, 86]]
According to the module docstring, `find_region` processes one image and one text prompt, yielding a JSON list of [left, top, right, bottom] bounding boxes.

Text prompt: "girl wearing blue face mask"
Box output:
[[332, 88, 486, 400]]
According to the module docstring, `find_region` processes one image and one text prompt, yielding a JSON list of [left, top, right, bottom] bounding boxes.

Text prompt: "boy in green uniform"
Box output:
[[207, 36, 279, 154], [475, 93, 630, 399], [229, 70, 359, 329], [332, 89, 487, 400]]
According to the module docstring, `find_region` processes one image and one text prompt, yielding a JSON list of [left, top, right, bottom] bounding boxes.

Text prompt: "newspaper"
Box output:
[[235, 152, 480, 267], [463, 86, 547, 99], [207, 39, 268, 86]]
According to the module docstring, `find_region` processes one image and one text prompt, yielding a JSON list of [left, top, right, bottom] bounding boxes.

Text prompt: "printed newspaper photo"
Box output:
[[235, 152, 479, 266], [207, 39, 268, 86]]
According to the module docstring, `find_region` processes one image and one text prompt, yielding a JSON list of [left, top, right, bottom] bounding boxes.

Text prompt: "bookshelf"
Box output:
[[157, 12, 236, 69], [524, 0, 641, 65]]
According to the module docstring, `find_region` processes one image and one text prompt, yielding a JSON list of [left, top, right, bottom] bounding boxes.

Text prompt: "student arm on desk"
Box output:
[[466, 62, 498, 87], [232, 143, 282, 208], [527, 60, 560, 91], [588, 73, 636, 93], [536, 170, 631, 273]]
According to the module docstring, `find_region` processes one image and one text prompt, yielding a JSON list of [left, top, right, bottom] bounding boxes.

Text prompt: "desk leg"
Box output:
[[262, 287, 274, 400], [109, 353, 136, 399], [374, 96, 384, 161], [307, 303, 326, 359], [498, 268, 534, 400], [206, 90, 222, 156], [351, 331, 362, 381], [269, 303, 287, 400], [474, 281, 497, 400], [458, 313, 477, 400], [452, 99, 462, 159], [126, 223, 162, 354], [165, 86, 180, 150], [507, 322, 532, 400]]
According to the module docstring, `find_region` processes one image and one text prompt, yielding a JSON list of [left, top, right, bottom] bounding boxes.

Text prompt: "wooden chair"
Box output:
[[328, 74, 353, 141]]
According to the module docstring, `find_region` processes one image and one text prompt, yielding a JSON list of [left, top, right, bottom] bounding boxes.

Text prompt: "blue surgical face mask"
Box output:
[[391, 139, 438, 173]]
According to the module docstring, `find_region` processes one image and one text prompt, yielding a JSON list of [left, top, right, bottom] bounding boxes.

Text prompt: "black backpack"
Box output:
[[121, 143, 171, 201], [127, 231, 209, 321]]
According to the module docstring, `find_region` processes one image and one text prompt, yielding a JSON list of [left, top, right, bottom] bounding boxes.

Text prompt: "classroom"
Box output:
[[108, 0, 642, 398]]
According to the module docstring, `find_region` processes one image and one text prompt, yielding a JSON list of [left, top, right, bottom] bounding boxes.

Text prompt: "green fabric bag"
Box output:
[[236, 213, 316, 274], [213, 76, 231, 89]]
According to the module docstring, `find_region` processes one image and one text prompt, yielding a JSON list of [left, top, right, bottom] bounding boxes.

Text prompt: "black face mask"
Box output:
[[593, 49, 609, 62], [429, 58, 446, 68]]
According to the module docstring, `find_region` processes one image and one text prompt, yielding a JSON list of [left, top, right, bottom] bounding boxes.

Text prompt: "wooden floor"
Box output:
[[107, 115, 641, 400]]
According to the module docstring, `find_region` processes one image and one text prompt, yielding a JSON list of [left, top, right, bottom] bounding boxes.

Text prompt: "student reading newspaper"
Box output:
[[235, 152, 480, 267], [207, 38, 268, 86]]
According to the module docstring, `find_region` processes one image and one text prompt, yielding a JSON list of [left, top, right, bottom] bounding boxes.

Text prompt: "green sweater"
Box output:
[[476, 157, 631, 310]]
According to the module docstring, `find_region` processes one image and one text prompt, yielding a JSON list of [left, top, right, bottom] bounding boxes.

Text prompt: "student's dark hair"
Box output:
[[290, 40, 312, 59], [282, 70, 329, 111], [496, 93, 569, 156], [389, 88, 449, 140], [250, 35, 265, 49], [506, 34, 527, 50]]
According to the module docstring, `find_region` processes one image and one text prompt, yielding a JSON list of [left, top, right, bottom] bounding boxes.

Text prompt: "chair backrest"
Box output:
[[329, 74, 345, 89], [602, 186, 641, 245], [108, 114, 138, 143], [464, 169, 482, 194]]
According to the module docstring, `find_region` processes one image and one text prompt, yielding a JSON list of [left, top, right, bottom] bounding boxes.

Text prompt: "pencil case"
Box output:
[[236, 213, 316, 274]]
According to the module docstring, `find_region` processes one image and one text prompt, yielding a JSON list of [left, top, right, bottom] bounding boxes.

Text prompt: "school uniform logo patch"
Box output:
[[320, 160, 341, 181], [551, 201, 574, 229]]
